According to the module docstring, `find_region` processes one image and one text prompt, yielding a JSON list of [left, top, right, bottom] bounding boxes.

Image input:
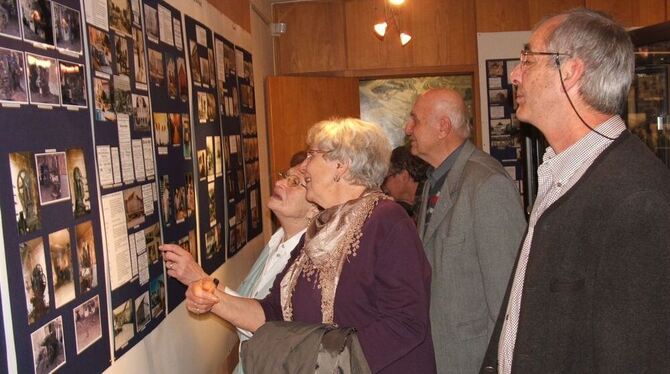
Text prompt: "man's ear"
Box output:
[[398, 169, 411, 182], [437, 116, 452, 139], [559, 57, 584, 92]]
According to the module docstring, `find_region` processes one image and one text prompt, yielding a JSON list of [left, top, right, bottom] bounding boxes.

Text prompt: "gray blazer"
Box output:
[[417, 141, 526, 374]]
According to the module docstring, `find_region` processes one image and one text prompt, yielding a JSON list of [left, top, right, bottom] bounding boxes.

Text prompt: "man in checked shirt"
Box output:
[[481, 8, 670, 374]]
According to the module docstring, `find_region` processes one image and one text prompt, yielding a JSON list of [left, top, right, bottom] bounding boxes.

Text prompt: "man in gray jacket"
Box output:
[[405, 89, 526, 373]]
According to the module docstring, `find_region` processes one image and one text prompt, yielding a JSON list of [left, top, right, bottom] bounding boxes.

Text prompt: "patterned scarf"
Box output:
[[279, 190, 389, 323]]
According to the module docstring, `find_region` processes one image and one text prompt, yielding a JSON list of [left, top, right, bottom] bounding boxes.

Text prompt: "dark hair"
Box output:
[[388, 146, 429, 182], [289, 150, 307, 167]]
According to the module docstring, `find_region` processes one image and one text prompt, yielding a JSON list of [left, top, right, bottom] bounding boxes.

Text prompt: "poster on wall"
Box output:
[[0, 0, 110, 371], [145, 0, 196, 313], [186, 16, 226, 274], [235, 46, 262, 242], [485, 59, 524, 195], [215, 33, 246, 258], [84, 0, 165, 359]]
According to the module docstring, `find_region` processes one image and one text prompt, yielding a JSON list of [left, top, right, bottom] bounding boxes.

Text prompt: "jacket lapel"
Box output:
[[422, 141, 475, 242]]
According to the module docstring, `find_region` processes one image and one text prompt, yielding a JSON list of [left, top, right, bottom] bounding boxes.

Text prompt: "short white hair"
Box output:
[[307, 118, 391, 188]]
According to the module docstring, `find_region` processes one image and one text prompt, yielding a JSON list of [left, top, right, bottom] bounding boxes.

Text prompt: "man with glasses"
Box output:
[[405, 88, 526, 374], [482, 9, 670, 374]]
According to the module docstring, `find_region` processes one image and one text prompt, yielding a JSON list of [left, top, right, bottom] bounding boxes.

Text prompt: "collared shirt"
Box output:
[[422, 141, 465, 230], [498, 116, 626, 374]]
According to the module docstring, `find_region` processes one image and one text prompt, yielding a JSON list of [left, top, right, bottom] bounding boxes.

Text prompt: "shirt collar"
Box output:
[[540, 115, 626, 184], [427, 141, 466, 186]]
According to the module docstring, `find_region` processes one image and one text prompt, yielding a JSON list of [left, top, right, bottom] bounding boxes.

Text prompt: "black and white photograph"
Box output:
[[20, 0, 53, 45], [0, 0, 21, 39], [487, 60, 504, 77], [199, 56, 208, 87], [26, 53, 60, 105], [21, 237, 50, 324], [206, 136, 214, 181], [107, 0, 131, 36], [149, 275, 164, 318], [113, 34, 130, 76], [112, 74, 131, 114], [132, 27, 147, 85], [122, 185, 144, 228], [185, 172, 194, 217], [48, 227, 75, 308], [73, 295, 102, 354], [143, 4, 157, 43], [488, 88, 509, 106], [177, 56, 186, 101], [35, 151, 70, 205], [9, 151, 41, 234], [197, 91, 207, 123], [132, 93, 150, 131], [206, 92, 216, 121], [130, 0, 140, 26], [112, 299, 133, 351], [88, 26, 112, 75], [182, 114, 192, 159], [207, 48, 215, 86], [165, 53, 176, 98], [148, 48, 163, 86], [0, 47, 27, 103], [197, 149, 206, 180], [134, 291, 150, 332], [145, 223, 160, 264], [169, 112, 181, 146], [205, 228, 215, 259], [160, 174, 171, 225], [153, 112, 168, 146], [59, 60, 86, 107], [214, 135, 221, 177], [189, 39, 200, 85], [223, 43, 234, 74], [31, 316, 65, 374], [75, 221, 97, 293], [93, 77, 114, 121], [207, 181, 215, 226], [52, 2, 81, 54], [174, 185, 185, 223]]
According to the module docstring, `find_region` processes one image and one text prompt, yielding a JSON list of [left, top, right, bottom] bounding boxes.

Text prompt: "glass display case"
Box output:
[[628, 22, 670, 167]]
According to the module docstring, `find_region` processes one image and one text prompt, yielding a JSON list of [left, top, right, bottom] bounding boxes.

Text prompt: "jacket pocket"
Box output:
[[456, 316, 487, 340]]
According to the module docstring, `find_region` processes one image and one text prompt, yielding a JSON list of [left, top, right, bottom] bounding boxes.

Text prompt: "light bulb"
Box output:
[[400, 32, 412, 46], [389, 0, 405, 5], [373, 22, 388, 37]]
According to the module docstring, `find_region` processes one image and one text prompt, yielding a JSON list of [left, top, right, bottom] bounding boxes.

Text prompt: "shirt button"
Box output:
[[505, 314, 509, 321], [556, 182, 562, 187]]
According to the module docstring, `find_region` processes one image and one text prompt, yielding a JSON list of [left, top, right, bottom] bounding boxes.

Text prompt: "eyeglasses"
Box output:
[[278, 171, 305, 188], [305, 149, 332, 160], [519, 49, 571, 70]]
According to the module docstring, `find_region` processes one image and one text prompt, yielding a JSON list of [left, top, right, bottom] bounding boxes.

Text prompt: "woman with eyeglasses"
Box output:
[[186, 118, 436, 373], [160, 165, 317, 374]]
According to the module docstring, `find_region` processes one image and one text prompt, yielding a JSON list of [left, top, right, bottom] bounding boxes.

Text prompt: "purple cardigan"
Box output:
[[260, 200, 437, 373]]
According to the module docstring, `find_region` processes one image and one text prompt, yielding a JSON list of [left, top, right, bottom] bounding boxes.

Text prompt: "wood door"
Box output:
[[266, 76, 360, 183]]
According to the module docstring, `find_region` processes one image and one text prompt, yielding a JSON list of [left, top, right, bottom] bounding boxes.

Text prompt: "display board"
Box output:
[[0, 0, 263, 369], [84, 0, 166, 358], [184, 16, 226, 274], [236, 46, 262, 243], [0, 0, 111, 370], [484, 58, 524, 194], [142, 0, 196, 313]]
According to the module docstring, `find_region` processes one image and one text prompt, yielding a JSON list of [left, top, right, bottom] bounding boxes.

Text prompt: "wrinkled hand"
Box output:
[[160, 243, 207, 285], [185, 278, 219, 315]]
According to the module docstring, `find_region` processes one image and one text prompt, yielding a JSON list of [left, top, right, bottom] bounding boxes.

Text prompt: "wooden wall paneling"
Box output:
[[273, 1, 347, 74], [586, 0, 666, 27], [208, 0, 251, 32], [476, 0, 530, 32], [265, 76, 360, 183], [528, 0, 584, 27], [344, 0, 477, 71]]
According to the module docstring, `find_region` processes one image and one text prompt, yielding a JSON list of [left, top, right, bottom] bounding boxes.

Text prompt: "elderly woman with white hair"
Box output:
[[186, 118, 436, 373]]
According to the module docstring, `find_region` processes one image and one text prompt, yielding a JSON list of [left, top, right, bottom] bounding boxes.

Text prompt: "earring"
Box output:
[[333, 175, 340, 182]]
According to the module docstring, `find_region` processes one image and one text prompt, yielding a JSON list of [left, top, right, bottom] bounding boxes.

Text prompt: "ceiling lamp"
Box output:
[[372, 0, 412, 46]]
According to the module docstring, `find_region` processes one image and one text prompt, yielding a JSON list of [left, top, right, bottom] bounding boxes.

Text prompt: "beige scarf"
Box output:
[[279, 190, 389, 323]]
